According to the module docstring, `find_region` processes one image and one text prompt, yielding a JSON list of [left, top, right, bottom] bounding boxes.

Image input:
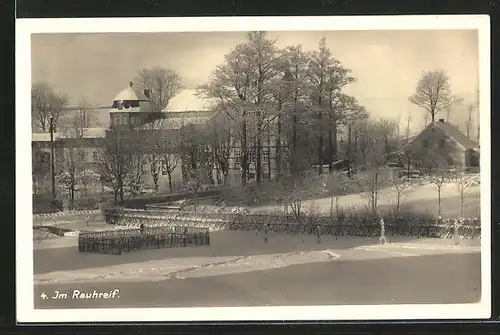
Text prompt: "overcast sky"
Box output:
[[31, 30, 479, 134]]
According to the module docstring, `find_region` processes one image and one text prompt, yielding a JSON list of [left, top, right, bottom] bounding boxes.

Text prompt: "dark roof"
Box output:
[[433, 121, 479, 150]]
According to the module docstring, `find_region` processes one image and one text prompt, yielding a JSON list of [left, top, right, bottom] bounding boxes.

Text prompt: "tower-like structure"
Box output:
[[109, 81, 153, 129]]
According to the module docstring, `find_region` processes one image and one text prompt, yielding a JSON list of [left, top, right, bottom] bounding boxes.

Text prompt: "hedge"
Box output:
[[105, 209, 480, 239]]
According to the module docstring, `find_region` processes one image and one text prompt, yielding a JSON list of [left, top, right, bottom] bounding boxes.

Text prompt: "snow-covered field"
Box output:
[[250, 182, 481, 217], [34, 239, 479, 285]]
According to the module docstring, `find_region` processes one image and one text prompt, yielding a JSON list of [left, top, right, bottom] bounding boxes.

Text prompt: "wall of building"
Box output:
[[405, 123, 466, 169]]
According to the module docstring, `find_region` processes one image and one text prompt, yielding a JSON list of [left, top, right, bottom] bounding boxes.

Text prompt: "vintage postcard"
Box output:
[[16, 15, 491, 323]]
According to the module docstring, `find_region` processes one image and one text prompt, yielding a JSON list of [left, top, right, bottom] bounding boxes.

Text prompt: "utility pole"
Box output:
[[405, 112, 412, 144], [49, 115, 57, 204]]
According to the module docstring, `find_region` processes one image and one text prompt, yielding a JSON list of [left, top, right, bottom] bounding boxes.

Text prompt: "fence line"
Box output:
[[105, 209, 481, 240], [78, 225, 210, 255]]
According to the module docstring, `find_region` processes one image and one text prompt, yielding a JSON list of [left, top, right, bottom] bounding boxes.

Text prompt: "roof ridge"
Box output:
[[433, 121, 479, 149]]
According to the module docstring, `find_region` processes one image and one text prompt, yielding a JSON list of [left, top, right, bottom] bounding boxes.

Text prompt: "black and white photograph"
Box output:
[[16, 16, 491, 322]]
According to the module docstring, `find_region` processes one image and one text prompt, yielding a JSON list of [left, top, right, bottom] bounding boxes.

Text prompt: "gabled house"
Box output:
[[403, 118, 480, 172]]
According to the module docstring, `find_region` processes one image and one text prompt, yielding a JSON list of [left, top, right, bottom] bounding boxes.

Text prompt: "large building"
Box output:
[[32, 81, 285, 195]]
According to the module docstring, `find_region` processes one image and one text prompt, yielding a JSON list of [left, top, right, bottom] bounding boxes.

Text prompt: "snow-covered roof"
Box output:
[[433, 121, 479, 150], [32, 128, 106, 142], [110, 81, 151, 114], [165, 89, 213, 112]]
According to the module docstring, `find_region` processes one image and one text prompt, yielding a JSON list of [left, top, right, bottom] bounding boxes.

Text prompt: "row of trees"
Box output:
[[196, 32, 367, 186]]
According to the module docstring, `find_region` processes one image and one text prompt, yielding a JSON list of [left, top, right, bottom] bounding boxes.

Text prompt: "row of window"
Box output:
[[112, 115, 142, 126], [234, 149, 270, 164], [423, 139, 446, 148]]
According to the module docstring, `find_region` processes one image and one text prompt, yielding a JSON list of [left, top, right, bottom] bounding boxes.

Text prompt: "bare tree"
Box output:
[[284, 177, 307, 221], [127, 152, 147, 197], [142, 118, 180, 193], [409, 70, 462, 123], [273, 45, 311, 178], [323, 171, 349, 217], [32, 143, 51, 195], [390, 172, 413, 213], [308, 37, 335, 175], [430, 170, 447, 218], [161, 141, 181, 193], [377, 117, 399, 155], [354, 119, 391, 215], [32, 82, 69, 132], [57, 113, 91, 207], [97, 129, 133, 205], [455, 172, 474, 218], [78, 169, 100, 196], [135, 67, 184, 112], [143, 120, 164, 193], [208, 118, 232, 185], [197, 32, 279, 187]]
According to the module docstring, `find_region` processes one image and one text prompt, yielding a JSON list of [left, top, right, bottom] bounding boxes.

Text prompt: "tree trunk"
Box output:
[[438, 188, 441, 217], [240, 119, 248, 186], [328, 128, 333, 172], [332, 120, 338, 163], [215, 165, 221, 185], [460, 193, 464, 217], [119, 177, 124, 205], [291, 115, 298, 177], [275, 114, 282, 181], [167, 171, 173, 193], [346, 124, 352, 160], [318, 111, 323, 175], [256, 110, 262, 184], [330, 195, 334, 217], [153, 172, 159, 192]]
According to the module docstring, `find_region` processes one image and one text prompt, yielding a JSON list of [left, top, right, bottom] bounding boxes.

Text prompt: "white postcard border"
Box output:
[[16, 15, 491, 323]]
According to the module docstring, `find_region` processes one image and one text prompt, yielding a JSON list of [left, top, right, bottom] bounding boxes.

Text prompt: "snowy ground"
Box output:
[[33, 230, 481, 308], [34, 230, 480, 286], [35, 243, 479, 286], [249, 183, 481, 217]]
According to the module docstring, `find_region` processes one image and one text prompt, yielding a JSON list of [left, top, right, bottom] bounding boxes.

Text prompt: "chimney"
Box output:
[[438, 118, 445, 123], [144, 89, 150, 99]]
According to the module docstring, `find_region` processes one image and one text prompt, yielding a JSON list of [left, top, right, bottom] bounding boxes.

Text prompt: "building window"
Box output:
[[248, 149, 256, 163], [248, 172, 256, 180], [423, 139, 429, 148], [131, 117, 141, 127], [234, 149, 241, 165], [262, 149, 269, 162], [114, 114, 128, 125], [92, 151, 99, 162], [439, 139, 445, 148], [447, 158, 454, 166]]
